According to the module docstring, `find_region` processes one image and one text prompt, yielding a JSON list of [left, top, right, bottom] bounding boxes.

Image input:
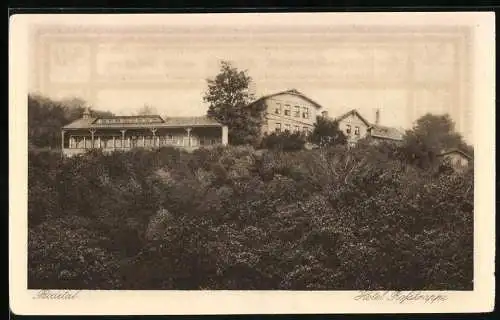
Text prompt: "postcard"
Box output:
[[9, 12, 495, 314]]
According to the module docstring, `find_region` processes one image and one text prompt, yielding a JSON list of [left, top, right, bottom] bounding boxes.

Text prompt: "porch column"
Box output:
[[222, 125, 229, 146], [113, 136, 116, 149], [120, 130, 126, 149], [151, 128, 157, 148], [61, 130, 65, 150], [185, 127, 192, 147], [89, 129, 96, 149], [142, 135, 145, 147], [83, 136, 86, 149]]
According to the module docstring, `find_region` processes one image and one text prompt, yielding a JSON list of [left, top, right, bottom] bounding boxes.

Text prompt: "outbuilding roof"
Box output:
[[437, 148, 473, 160]]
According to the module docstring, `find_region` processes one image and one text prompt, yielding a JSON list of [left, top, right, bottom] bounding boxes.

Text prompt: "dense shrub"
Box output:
[[260, 131, 306, 151], [28, 144, 473, 290]]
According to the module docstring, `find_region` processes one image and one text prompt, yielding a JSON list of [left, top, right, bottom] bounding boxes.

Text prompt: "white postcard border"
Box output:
[[9, 12, 495, 315]]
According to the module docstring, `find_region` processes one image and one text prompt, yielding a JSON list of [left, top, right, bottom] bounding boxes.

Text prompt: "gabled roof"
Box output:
[[368, 124, 404, 141], [247, 89, 324, 109], [333, 109, 371, 127], [63, 115, 223, 130], [332, 109, 404, 141], [438, 148, 473, 160]]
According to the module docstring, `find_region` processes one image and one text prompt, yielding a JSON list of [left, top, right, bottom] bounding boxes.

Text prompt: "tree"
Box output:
[[203, 60, 265, 145], [28, 93, 115, 148], [136, 104, 158, 116], [401, 113, 467, 168], [309, 116, 347, 147]]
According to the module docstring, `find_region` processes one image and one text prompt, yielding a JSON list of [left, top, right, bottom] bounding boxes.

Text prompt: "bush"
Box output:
[[28, 144, 473, 290], [260, 131, 306, 151]]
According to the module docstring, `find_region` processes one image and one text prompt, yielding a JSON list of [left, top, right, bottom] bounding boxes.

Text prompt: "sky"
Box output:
[[28, 14, 474, 141]]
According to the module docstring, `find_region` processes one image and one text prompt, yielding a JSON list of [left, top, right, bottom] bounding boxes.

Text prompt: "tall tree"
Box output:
[[401, 113, 468, 168], [309, 116, 347, 147], [203, 60, 265, 145]]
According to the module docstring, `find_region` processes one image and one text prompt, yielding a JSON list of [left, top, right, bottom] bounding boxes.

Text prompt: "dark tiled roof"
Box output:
[[438, 148, 473, 160], [247, 89, 324, 109], [63, 118, 96, 129], [63, 115, 223, 129], [369, 124, 404, 141]]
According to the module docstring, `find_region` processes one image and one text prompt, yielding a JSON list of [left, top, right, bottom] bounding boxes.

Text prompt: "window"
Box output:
[[295, 126, 300, 132], [284, 105, 291, 116], [275, 123, 281, 133], [275, 103, 281, 115], [346, 124, 352, 134], [164, 135, 173, 146], [302, 107, 309, 119], [284, 124, 291, 132], [294, 106, 300, 117], [355, 126, 360, 135]]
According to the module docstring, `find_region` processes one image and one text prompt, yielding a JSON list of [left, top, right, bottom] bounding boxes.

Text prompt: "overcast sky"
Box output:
[[28, 14, 474, 140]]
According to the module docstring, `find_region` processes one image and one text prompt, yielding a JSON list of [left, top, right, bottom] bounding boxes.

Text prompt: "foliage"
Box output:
[[28, 94, 114, 148], [29, 143, 473, 290], [260, 131, 306, 151], [309, 116, 347, 147], [400, 113, 472, 168], [203, 61, 265, 146]]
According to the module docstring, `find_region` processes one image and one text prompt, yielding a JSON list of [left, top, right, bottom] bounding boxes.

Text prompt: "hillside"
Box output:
[[28, 144, 473, 290]]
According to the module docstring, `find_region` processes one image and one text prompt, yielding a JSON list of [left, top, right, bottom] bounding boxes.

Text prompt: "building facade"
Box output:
[[247, 89, 323, 136], [332, 109, 404, 146], [437, 149, 472, 172], [333, 109, 372, 146], [61, 108, 228, 157]]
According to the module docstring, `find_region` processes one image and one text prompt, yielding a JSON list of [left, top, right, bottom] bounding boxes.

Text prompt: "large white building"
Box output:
[[247, 89, 323, 136], [247, 89, 404, 145]]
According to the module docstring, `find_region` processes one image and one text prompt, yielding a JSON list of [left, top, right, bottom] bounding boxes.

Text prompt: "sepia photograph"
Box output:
[[9, 12, 495, 314]]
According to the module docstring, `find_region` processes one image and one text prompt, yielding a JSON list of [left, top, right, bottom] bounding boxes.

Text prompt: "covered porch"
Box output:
[[61, 125, 228, 156]]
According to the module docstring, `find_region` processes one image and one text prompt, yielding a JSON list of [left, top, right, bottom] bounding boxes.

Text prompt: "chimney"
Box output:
[[321, 110, 328, 118], [82, 107, 91, 119], [375, 109, 380, 125]]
